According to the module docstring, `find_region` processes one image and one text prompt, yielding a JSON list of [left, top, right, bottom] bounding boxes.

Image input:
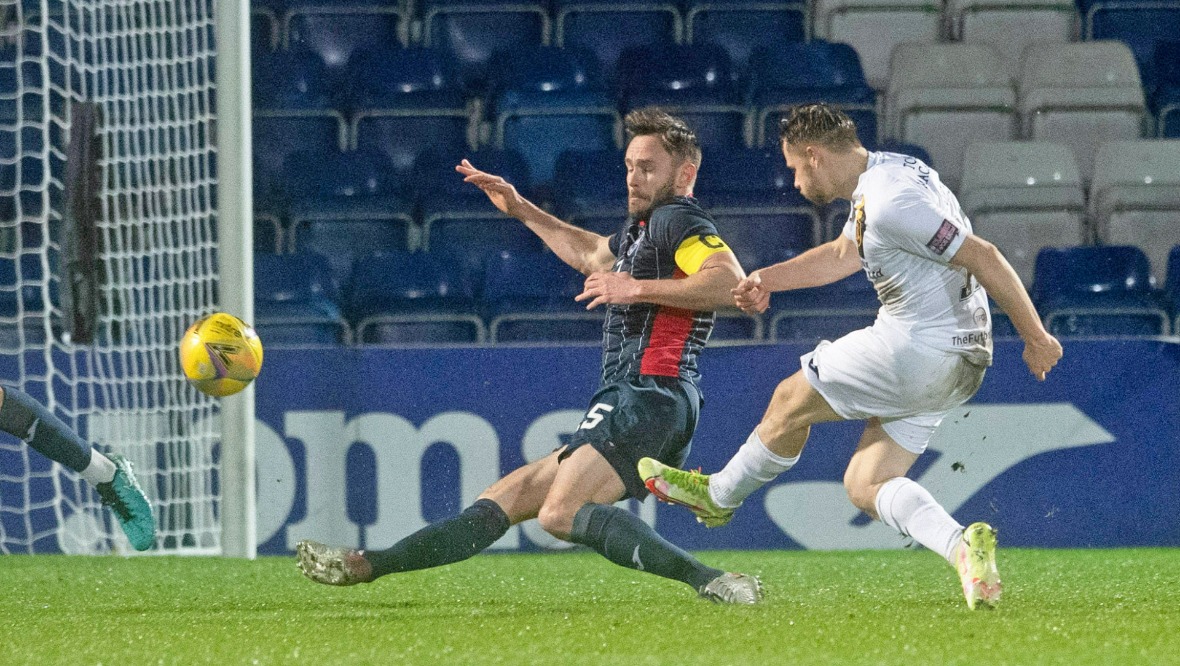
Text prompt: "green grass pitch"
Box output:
[[3, 548, 1178, 665]]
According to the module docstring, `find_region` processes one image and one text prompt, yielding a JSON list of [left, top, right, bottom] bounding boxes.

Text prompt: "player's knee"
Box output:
[[536, 502, 574, 540], [843, 475, 878, 516]]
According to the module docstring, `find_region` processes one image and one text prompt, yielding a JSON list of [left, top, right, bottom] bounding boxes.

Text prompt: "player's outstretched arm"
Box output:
[[950, 235, 1063, 380], [733, 235, 862, 314], [456, 159, 614, 274]]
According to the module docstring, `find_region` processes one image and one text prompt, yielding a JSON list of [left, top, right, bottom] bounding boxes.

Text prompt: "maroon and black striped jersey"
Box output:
[[600, 196, 721, 386]]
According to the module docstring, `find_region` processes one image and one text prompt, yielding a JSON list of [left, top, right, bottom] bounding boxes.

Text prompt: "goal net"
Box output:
[[0, 0, 224, 554]]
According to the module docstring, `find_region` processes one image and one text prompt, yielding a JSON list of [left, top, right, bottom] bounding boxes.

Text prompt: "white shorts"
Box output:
[[801, 326, 987, 454]]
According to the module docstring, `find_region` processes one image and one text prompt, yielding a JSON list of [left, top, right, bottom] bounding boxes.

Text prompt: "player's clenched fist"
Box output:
[[732, 271, 771, 315], [1023, 333, 1063, 381]]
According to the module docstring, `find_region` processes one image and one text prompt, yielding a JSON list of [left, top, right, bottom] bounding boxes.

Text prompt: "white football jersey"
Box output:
[[842, 152, 992, 365]]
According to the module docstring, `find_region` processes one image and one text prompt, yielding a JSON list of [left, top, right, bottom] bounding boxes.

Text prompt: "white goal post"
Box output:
[[0, 0, 254, 556]]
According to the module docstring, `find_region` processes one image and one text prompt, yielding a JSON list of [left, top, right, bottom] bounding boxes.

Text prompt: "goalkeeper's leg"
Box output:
[[0, 386, 156, 550], [298, 451, 560, 585]]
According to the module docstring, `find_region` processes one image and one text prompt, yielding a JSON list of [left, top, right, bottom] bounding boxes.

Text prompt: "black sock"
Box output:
[[569, 503, 721, 592], [365, 498, 511, 579], [0, 386, 91, 472]]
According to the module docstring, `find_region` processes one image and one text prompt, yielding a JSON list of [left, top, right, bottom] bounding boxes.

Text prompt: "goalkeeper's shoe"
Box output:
[[699, 572, 763, 605], [637, 457, 736, 528], [956, 522, 1002, 610], [95, 453, 156, 551], [296, 540, 374, 586]]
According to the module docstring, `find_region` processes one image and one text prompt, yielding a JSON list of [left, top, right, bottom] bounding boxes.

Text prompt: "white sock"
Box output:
[[708, 429, 799, 509], [875, 477, 963, 563], [79, 449, 117, 486]]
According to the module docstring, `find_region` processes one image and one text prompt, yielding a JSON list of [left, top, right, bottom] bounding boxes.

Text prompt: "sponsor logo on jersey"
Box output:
[[927, 219, 959, 255]]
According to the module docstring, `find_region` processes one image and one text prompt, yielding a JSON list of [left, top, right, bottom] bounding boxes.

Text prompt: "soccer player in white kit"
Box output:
[[639, 104, 1064, 609]]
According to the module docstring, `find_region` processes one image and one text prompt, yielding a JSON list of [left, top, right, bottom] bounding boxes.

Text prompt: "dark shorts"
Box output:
[[562, 375, 701, 500]]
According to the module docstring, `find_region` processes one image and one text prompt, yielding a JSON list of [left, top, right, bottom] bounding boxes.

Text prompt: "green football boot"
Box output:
[[637, 457, 736, 528], [956, 522, 1002, 610], [95, 453, 156, 551]]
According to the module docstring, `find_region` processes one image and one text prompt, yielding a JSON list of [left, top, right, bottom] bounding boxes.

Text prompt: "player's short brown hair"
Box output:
[[624, 107, 702, 167], [778, 103, 861, 151]]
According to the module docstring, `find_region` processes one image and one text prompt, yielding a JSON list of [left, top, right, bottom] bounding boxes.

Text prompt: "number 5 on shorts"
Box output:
[[579, 403, 614, 430]]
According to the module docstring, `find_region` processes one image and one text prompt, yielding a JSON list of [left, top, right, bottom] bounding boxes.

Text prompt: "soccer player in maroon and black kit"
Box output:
[[296, 109, 762, 603]]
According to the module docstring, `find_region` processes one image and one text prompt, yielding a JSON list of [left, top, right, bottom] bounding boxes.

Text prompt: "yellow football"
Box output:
[[178, 312, 264, 397]]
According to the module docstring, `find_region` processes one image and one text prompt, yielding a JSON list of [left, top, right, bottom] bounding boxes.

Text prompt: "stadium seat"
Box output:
[[253, 252, 348, 345], [1152, 41, 1180, 137], [712, 214, 812, 271], [811, 0, 943, 91], [710, 309, 765, 342], [252, 48, 335, 110], [1089, 140, 1180, 284], [413, 147, 534, 206], [253, 113, 347, 200], [489, 47, 616, 170], [482, 249, 602, 343], [1082, 0, 1180, 71], [554, 0, 682, 76], [885, 43, 1018, 190], [252, 8, 279, 52], [1017, 41, 1146, 182], [288, 197, 417, 282], [284, 5, 406, 76], [353, 113, 470, 181], [346, 250, 485, 343], [945, 0, 1077, 76], [747, 42, 877, 148], [422, 196, 546, 283], [255, 214, 283, 254], [616, 43, 746, 148], [769, 273, 880, 344], [685, 0, 807, 68], [959, 141, 1086, 286], [551, 148, 628, 226], [1032, 245, 1170, 336], [343, 45, 466, 111], [421, 0, 549, 91], [1167, 244, 1180, 330]]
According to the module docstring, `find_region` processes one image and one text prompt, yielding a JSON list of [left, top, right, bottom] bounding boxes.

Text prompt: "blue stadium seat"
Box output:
[[1082, 0, 1180, 63], [482, 249, 603, 342], [552, 148, 627, 227], [422, 196, 546, 281], [988, 299, 1018, 338], [285, 6, 406, 76], [252, 48, 335, 109], [254, 252, 348, 345], [252, 8, 278, 52], [486, 47, 619, 186], [555, 0, 682, 76], [1152, 41, 1180, 137], [253, 113, 346, 200], [711, 310, 764, 341], [1162, 244, 1180, 331], [616, 43, 747, 148], [288, 197, 417, 284], [769, 272, 880, 344], [685, 0, 807, 68], [281, 147, 405, 201], [692, 146, 805, 207], [1033, 245, 1171, 336], [353, 113, 470, 179], [413, 148, 533, 207], [346, 251, 485, 343], [255, 214, 283, 254], [344, 45, 466, 111], [712, 214, 813, 270], [747, 42, 877, 147], [422, 0, 549, 91]]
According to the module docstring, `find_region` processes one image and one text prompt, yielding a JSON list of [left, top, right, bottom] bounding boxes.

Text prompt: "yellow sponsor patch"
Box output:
[[675, 233, 731, 275]]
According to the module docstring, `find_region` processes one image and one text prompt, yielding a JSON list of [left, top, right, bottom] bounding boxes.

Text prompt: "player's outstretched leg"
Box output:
[[0, 386, 155, 550], [637, 458, 735, 528], [95, 454, 156, 551], [568, 502, 761, 604], [297, 499, 511, 586], [956, 522, 1002, 610]]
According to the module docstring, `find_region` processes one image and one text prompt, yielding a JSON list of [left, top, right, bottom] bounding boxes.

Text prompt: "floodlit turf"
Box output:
[[2, 548, 1178, 665]]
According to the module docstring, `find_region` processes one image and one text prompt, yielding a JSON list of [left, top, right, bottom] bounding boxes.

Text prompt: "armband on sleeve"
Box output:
[[675, 233, 731, 275]]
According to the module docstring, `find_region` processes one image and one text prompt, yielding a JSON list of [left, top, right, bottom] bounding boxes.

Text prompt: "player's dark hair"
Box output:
[[624, 107, 702, 166], [778, 103, 861, 151]]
